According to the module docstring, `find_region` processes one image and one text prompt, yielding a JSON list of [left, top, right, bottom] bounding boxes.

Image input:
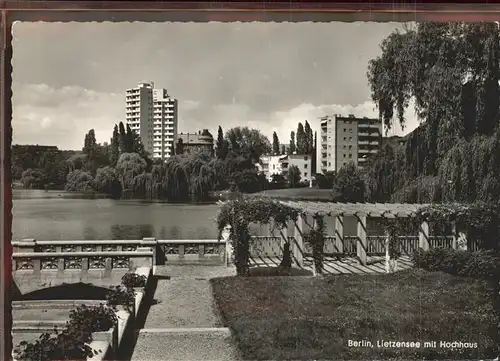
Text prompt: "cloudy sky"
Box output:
[[11, 21, 420, 151]]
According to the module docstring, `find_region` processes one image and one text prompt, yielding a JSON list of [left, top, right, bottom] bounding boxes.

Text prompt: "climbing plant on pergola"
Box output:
[[217, 198, 300, 276], [414, 202, 500, 251], [389, 202, 500, 252]]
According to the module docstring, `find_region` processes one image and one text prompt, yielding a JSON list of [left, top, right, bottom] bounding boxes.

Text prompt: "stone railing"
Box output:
[[12, 250, 154, 273], [12, 238, 227, 269], [156, 239, 226, 265], [11, 233, 465, 271]]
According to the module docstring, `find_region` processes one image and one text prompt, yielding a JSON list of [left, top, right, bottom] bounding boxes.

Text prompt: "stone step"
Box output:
[[131, 328, 240, 361]]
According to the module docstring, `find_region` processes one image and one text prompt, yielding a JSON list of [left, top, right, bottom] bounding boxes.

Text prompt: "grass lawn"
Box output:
[[211, 269, 498, 360], [248, 188, 334, 201], [248, 266, 313, 277]]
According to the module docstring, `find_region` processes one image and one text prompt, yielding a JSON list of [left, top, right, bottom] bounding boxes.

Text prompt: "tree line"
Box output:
[[14, 120, 319, 200]]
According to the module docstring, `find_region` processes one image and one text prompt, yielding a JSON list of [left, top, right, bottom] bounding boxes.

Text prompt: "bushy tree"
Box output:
[[215, 126, 228, 160], [289, 131, 296, 154], [315, 171, 335, 189], [232, 168, 262, 193], [110, 124, 120, 166], [94, 166, 122, 198], [67, 154, 88, 172], [287, 165, 301, 188], [65, 170, 94, 192], [270, 173, 286, 190], [332, 162, 365, 202], [175, 138, 184, 155], [296, 123, 306, 154], [225, 127, 271, 163], [304, 120, 313, 154], [272, 131, 280, 155], [20, 169, 45, 189]]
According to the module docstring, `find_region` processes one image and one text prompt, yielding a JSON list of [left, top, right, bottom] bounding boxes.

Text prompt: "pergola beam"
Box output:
[[278, 200, 429, 219]]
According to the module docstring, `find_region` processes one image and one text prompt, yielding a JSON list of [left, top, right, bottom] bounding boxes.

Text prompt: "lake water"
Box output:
[[12, 189, 224, 241], [11, 189, 374, 242]]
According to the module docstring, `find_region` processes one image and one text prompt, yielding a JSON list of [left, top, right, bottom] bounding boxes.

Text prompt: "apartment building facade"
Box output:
[[257, 153, 312, 183], [320, 114, 381, 173], [125, 81, 178, 160], [178, 130, 214, 155]]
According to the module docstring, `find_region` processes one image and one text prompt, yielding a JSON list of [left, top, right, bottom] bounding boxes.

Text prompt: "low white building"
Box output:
[[257, 153, 312, 183]]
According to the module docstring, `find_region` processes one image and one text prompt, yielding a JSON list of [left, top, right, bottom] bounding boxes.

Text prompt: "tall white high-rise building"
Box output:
[[125, 81, 178, 160]]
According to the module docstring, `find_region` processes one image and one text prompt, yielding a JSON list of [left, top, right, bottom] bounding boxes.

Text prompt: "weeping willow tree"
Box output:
[[115, 153, 147, 191], [180, 151, 215, 201], [132, 172, 154, 199], [366, 22, 500, 203], [127, 151, 217, 202]]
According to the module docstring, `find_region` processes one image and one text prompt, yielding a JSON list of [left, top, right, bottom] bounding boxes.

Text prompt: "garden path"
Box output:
[[130, 265, 241, 361]]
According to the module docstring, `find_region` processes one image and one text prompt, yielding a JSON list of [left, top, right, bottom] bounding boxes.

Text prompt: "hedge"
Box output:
[[412, 248, 500, 280]]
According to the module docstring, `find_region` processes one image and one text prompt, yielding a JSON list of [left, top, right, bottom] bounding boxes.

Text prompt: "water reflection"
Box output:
[[83, 227, 98, 240], [110, 224, 155, 240], [167, 226, 181, 239]]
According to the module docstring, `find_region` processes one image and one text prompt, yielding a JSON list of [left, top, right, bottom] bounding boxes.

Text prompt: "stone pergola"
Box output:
[[277, 200, 434, 266]]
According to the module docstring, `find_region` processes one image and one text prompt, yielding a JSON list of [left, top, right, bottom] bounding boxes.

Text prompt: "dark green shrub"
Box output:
[[67, 303, 117, 334], [121, 272, 147, 289], [459, 251, 500, 279], [14, 304, 116, 361], [412, 248, 500, 279], [106, 285, 135, 312], [15, 330, 94, 361]]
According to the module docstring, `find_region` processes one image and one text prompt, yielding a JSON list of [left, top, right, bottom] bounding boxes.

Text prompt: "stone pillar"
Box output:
[[130, 246, 154, 270], [142, 237, 159, 273], [293, 215, 305, 267], [16, 238, 36, 253], [15, 239, 40, 274], [221, 225, 233, 267], [334, 215, 344, 254], [356, 214, 367, 265], [419, 221, 430, 251], [142, 237, 159, 261]]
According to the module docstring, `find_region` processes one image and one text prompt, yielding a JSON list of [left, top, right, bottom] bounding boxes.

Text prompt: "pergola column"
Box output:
[[451, 221, 458, 250], [356, 214, 367, 265], [334, 215, 344, 254], [280, 223, 288, 252], [419, 221, 430, 251], [293, 214, 305, 267]]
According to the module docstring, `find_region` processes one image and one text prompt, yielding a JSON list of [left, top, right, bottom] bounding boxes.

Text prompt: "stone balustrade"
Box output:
[[12, 238, 228, 268], [11, 233, 460, 273], [12, 250, 154, 273]]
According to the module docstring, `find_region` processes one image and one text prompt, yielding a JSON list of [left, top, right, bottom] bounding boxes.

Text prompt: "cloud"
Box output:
[[181, 100, 200, 111], [12, 84, 123, 149]]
